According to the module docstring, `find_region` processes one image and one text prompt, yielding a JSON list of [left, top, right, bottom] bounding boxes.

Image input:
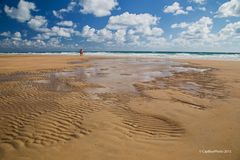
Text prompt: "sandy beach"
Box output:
[[0, 55, 239, 160]]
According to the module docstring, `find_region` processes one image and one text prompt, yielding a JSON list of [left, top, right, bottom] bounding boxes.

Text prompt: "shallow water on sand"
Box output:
[[0, 58, 208, 95], [44, 58, 208, 95]]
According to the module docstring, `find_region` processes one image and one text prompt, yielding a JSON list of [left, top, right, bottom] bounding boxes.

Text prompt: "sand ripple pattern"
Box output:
[[0, 80, 100, 148], [107, 101, 185, 141]]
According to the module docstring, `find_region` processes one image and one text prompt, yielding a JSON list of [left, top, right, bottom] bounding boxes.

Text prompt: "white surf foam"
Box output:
[[1, 51, 240, 61]]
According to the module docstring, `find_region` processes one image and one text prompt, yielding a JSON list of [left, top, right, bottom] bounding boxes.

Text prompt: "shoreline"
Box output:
[[1, 53, 240, 61]]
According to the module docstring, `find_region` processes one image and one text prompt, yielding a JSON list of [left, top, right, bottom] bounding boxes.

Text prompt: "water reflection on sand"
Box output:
[[34, 58, 208, 97]]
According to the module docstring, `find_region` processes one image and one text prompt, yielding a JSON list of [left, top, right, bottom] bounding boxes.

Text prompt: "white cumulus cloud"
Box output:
[[82, 25, 113, 42], [186, 6, 193, 11], [57, 21, 74, 27], [27, 16, 48, 32], [171, 17, 215, 47], [12, 32, 22, 41], [0, 31, 11, 37], [216, 0, 240, 18], [32, 25, 79, 40], [80, 0, 118, 17], [218, 21, 240, 40], [114, 29, 126, 44], [107, 12, 159, 29], [198, 7, 206, 11], [170, 17, 240, 51], [171, 22, 189, 29], [50, 26, 75, 38], [164, 2, 192, 15], [53, 1, 77, 19], [81, 12, 165, 47], [189, 0, 205, 5], [4, 0, 36, 22], [0, 31, 22, 41]]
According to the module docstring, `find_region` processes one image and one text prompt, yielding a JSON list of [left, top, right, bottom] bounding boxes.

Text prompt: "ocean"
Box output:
[[1, 51, 240, 61]]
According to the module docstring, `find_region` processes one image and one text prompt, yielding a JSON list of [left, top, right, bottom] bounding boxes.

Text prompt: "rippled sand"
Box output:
[[0, 55, 239, 160]]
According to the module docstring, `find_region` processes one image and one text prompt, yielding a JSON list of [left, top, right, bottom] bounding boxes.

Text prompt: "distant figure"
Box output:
[[80, 49, 84, 56]]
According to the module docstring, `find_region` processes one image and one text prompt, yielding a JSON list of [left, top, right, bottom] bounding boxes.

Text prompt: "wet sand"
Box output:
[[0, 55, 240, 160]]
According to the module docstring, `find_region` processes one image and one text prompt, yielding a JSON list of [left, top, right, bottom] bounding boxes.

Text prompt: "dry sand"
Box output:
[[0, 55, 239, 160]]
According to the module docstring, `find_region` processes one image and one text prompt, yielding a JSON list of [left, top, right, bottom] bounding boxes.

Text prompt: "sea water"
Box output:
[[1, 51, 240, 61]]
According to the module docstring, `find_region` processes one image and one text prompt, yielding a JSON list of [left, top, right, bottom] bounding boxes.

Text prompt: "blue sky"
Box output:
[[0, 0, 240, 52]]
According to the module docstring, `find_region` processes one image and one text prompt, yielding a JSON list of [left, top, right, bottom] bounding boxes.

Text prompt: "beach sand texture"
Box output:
[[0, 55, 240, 160]]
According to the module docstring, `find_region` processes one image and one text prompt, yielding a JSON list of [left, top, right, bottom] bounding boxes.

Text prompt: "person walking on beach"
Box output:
[[80, 49, 84, 56]]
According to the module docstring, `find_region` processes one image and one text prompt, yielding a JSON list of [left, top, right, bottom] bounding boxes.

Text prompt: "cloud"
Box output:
[[4, 0, 36, 22], [49, 26, 75, 38], [12, 32, 22, 41], [32, 24, 80, 40], [218, 21, 240, 40], [164, 2, 192, 15], [52, 10, 61, 19], [171, 17, 215, 47], [0, 29, 80, 49], [106, 12, 159, 30], [170, 17, 240, 51], [81, 12, 165, 47], [114, 29, 126, 43], [23, 14, 78, 39], [0, 36, 65, 49], [186, 6, 193, 11], [215, 0, 240, 18], [33, 33, 51, 40], [27, 16, 48, 32], [198, 7, 206, 11], [57, 21, 74, 27], [82, 25, 113, 42], [3, 0, 51, 34], [53, 1, 77, 19], [0, 31, 11, 37], [21, 12, 78, 38], [171, 22, 189, 29], [189, 0, 205, 5], [0, 31, 22, 40], [172, 16, 213, 35], [80, 0, 118, 17]]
